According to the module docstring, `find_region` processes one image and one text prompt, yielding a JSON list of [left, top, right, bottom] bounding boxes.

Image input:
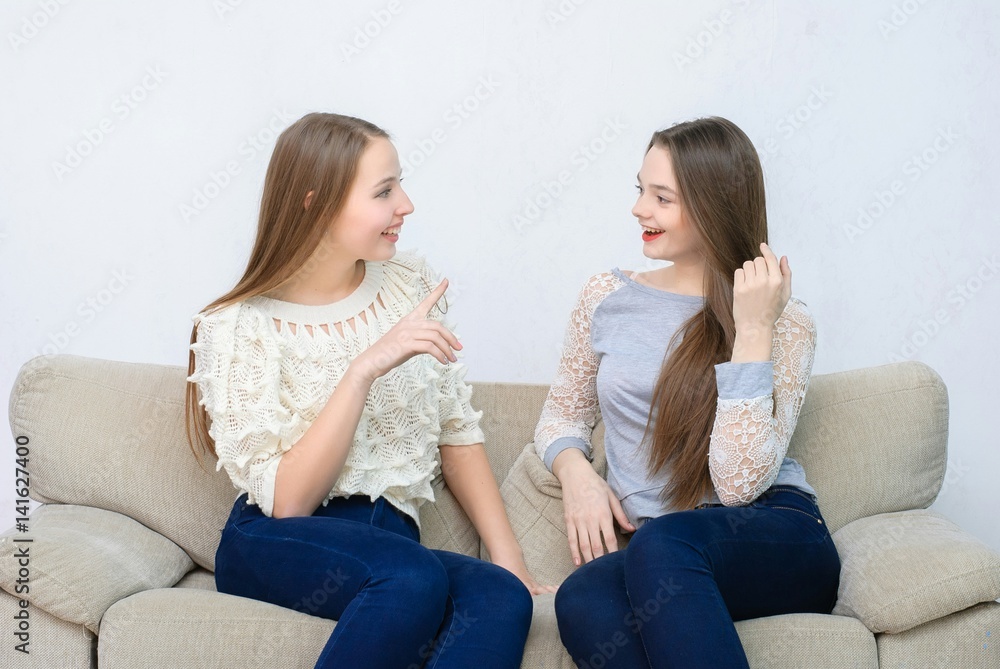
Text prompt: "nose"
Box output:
[[631, 195, 648, 221], [398, 186, 415, 216]]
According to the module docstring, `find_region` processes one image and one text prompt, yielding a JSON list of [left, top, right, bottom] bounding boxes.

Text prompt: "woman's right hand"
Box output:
[[350, 279, 460, 384], [552, 449, 636, 566]]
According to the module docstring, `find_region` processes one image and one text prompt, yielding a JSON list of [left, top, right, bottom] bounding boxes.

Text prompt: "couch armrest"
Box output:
[[0, 504, 194, 634], [831, 509, 1000, 634]]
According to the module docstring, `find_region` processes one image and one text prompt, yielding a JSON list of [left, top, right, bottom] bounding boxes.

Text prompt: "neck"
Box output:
[[656, 257, 707, 296], [270, 247, 366, 306]]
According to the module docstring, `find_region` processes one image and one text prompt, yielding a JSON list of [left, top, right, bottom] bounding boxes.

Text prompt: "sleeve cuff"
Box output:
[[714, 361, 774, 400], [543, 437, 592, 472], [439, 427, 486, 447]]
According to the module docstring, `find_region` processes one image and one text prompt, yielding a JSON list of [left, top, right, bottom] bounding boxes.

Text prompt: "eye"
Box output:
[[657, 196, 670, 204], [635, 185, 643, 195], [376, 188, 392, 199]]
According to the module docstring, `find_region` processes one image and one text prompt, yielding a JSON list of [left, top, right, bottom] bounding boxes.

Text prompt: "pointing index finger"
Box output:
[[414, 278, 449, 318]]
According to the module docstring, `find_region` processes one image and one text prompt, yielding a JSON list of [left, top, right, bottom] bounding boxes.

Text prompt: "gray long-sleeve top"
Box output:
[[534, 268, 817, 527]]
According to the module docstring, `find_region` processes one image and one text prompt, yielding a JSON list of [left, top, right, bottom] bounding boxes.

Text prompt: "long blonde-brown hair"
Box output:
[[642, 117, 769, 510], [184, 112, 389, 460]]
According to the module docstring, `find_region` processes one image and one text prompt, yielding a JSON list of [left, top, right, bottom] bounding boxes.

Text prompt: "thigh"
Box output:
[[419, 551, 533, 669], [215, 494, 435, 620], [555, 551, 651, 669], [627, 491, 840, 621]]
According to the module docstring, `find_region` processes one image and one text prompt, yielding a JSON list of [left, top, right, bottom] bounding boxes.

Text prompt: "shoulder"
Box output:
[[192, 301, 272, 350], [574, 270, 626, 309]]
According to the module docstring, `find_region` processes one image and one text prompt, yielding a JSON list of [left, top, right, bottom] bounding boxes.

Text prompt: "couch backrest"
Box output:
[[8, 355, 948, 571]]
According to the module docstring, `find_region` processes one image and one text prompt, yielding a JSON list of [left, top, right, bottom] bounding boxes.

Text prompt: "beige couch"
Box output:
[[2, 354, 999, 668]]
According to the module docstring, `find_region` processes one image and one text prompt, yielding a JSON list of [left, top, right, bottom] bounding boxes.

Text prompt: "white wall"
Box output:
[[2, 1, 997, 551]]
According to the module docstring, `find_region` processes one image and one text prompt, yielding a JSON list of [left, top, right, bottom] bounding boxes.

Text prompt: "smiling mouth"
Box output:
[[381, 226, 401, 238], [642, 227, 664, 242]]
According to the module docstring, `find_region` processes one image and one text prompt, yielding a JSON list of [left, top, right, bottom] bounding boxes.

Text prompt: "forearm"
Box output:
[[731, 327, 773, 363], [272, 365, 373, 518], [439, 443, 521, 559]]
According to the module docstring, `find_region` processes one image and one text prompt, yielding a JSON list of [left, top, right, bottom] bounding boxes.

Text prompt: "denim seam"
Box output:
[[424, 593, 459, 669]]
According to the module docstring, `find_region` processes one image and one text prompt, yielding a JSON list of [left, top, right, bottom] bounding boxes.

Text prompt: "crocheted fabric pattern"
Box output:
[[188, 252, 484, 523]]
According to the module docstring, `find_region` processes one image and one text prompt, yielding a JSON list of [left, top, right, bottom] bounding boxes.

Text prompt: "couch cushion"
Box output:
[[8, 355, 236, 570], [468, 382, 552, 487], [99, 589, 334, 668], [0, 504, 192, 634], [832, 510, 1000, 633], [101, 588, 571, 668], [875, 601, 999, 668], [786, 361, 948, 533], [0, 589, 96, 668], [735, 613, 878, 668]]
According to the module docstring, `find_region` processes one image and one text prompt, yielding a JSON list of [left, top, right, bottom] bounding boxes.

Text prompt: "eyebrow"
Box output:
[[371, 175, 398, 190], [636, 173, 677, 195]]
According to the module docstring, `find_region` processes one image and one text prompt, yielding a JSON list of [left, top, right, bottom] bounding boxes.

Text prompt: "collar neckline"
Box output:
[[247, 260, 385, 323]]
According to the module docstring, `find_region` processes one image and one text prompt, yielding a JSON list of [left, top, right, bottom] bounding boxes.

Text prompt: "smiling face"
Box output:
[[329, 136, 414, 261], [632, 144, 704, 265]]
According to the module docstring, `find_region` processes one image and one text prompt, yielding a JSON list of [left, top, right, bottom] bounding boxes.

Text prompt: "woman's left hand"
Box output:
[[732, 242, 792, 339], [492, 551, 558, 595]]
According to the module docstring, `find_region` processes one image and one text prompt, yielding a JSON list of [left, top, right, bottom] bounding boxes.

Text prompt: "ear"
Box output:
[[303, 190, 315, 210]]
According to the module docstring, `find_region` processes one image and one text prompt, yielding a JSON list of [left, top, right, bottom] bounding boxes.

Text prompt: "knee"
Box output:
[[553, 570, 593, 626], [383, 547, 450, 610], [473, 563, 533, 627]]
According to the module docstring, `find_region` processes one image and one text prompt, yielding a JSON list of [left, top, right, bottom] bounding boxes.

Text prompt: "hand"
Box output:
[[732, 242, 792, 342], [491, 550, 558, 596], [554, 450, 635, 566], [349, 279, 459, 383]]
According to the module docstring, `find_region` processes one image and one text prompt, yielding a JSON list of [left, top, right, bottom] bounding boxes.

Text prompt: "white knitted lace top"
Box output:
[[188, 251, 484, 525]]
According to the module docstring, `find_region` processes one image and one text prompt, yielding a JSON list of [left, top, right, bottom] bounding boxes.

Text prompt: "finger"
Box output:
[[416, 319, 462, 352], [587, 522, 605, 561], [780, 255, 792, 297], [411, 278, 449, 319], [733, 267, 745, 287], [578, 524, 596, 564], [566, 521, 582, 567], [743, 260, 756, 279], [600, 516, 618, 554], [609, 494, 635, 532], [753, 256, 768, 280], [410, 330, 459, 363], [760, 242, 781, 277]]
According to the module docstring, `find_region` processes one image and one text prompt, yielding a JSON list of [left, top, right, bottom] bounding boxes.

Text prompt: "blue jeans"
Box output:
[[554, 485, 841, 669], [215, 493, 533, 669]]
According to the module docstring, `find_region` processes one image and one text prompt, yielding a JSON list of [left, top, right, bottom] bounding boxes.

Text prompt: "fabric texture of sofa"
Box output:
[[2, 353, 999, 668]]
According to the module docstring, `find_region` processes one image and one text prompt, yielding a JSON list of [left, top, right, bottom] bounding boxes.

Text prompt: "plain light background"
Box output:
[[2, 1, 998, 552]]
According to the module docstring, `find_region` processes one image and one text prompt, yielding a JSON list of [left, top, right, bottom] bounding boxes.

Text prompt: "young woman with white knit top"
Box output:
[[185, 112, 547, 669], [541, 117, 841, 668]]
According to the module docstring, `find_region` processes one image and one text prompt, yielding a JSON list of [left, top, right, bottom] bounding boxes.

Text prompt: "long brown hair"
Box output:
[[642, 117, 769, 509], [184, 112, 389, 460]]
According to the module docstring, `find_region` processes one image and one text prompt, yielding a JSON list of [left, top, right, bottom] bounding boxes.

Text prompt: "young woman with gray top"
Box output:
[[538, 116, 841, 668]]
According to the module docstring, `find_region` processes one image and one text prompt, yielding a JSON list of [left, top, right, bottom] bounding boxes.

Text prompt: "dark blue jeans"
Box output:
[[215, 493, 533, 669], [554, 485, 841, 669]]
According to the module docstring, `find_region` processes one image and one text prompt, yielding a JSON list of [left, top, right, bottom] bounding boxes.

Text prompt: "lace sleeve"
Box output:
[[534, 272, 622, 470], [708, 298, 817, 506]]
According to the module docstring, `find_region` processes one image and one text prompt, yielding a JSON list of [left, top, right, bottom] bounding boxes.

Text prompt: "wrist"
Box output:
[[551, 447, 591, 483], [731, 331, 773, 363], [486, 540, 524, 564], [343, 360, 377, 390]]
